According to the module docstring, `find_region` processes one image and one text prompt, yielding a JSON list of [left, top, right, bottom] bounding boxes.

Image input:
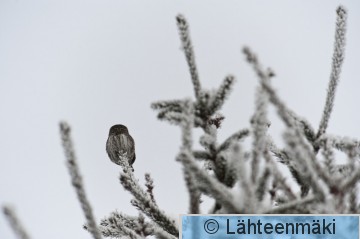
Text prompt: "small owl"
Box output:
[[106, 124, 136, 166]]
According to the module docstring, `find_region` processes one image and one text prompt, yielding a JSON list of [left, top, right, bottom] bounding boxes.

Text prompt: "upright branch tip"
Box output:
[[316, 4, 347, 139]]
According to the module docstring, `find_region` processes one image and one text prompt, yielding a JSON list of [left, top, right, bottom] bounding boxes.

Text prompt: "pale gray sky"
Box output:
[[1, 1, 360, 238]]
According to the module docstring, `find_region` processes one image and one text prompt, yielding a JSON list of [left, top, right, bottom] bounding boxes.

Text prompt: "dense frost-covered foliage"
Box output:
[[3, 5, 359, 239]]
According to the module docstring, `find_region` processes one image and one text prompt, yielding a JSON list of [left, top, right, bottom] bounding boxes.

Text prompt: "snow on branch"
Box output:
[[59, 122, 103, 239], [176, 14, 202, 100], [317, 6, 347, 139], [118, 159, 179, 237]]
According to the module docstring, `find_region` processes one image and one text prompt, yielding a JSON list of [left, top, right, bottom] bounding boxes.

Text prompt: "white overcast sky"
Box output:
[[1, 1, 360, 239]]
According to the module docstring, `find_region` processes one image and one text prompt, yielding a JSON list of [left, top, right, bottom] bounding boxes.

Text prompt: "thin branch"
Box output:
[[145, 173, 156, 204], [265, 196, 315, 214], [59, 121, 102, 239], [320, 137, 335, 173], [2, 206, 30, 239], [255, 167, 271, 201], [340, 169, 360, 192], [217, 128, 250, 152], [263, 149, 297, 201], [317, 6, 347, 138], [180, 99, 201, 214], [243, 46, 294, 129], [176, 14, 202, 99], [209, 75, 236, 113], [251, 86, 269, 183], [151, 100, 184, 111], [192, 150, 212, 160], [183, 170, 201, 214], [267, 137, 289, 164], [283, 129, 328, 200], [318, 135, 360, 158], [119, 163, 178, 237], [229, 144, 255, 212], [178, 151, 241, 213], [349, 187, 357, 213]]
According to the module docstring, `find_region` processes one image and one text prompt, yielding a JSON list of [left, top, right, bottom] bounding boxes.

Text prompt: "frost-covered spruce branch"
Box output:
[[176, 103, 241, 213], [250, 85, 270, 184], [59, 122, 103, 239], [2, 206, 31, 239], [178, 100, 200, 214], [262, 149, 297, 201], [242, 45, 360, 212], [316, 6, 347, 139], [117, 157, 179, 237], [318, 134, 360, 159], [145, 173, 156, 204], [97, 212, 153, 239], [176, 15, 201, 99], [177, 100, 242, 213], [243, 44, 352, 199], [245, 59, 300, 206], [244, 6, 360, 214], [98, 213, 144, 239], [153, 16, 236, 129], [88, 211, 176, 239], [153, 14, 250, 213], [149, 6, 360, 217], [243, 46, 317, 197]]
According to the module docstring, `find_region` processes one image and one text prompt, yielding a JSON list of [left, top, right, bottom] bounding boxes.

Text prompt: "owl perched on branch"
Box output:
[[106, 124, 136, 167]]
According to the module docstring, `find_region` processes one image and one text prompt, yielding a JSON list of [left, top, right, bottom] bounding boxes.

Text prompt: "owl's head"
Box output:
[[109, 124, 129, 135]]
